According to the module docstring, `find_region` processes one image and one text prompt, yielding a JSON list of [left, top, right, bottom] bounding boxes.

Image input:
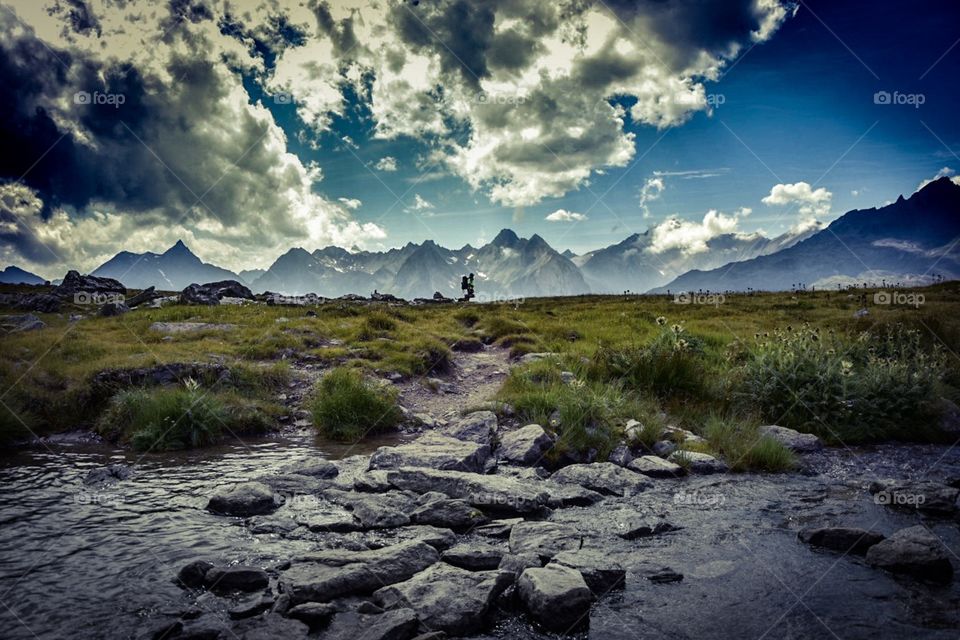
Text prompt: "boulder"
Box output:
[[394, 525, 458, 551], [385, 467, 549, 514], [668, 450, 728, 474], [865, 525, 953, 583], [607, 444, 633, 467], [207, 482, 281, 516], [54, 270, 126, 297], [443, 411, 498, 444], [279, 459, 339, 479], [409, 498, 488, 530], [651, 440, 676, 457], [551, 549, 626, 595], [868, 479, 959, 515], [758, 425, 822, 453], [549, 462, 651, 496], [627, 455, 683, 478], [517, 352, 560, 365], [285, 602, 336, 630], [125, 286, 158, 308], [99, 301, 130, 317], [204, 566, 269, 592], [442, 544, 506, 571], [280, 541, 439, 603], [324, 489, 415, 529], [0, 313, 46, 333], [83, 463, 134, 485], [541, 482, 605, 508], [369, 433, 491, 473], [499, 553, 542, 576], [149, 321, 237, 334], [620, 519, 681, 540], [498, 424, 554, 465], [230, 614, 309, 640], [798, 527, 885, 555], [294, 510, 361, 534], [176, 560, 214, 589], [180, 280, 254, 305], [374, 563, 512, 636], [318, 609, 418, 640], [509, 521, 583, 561], [517, 564, 592, 633], [228, 594, 274, 619], [474, 518, 524, 539]]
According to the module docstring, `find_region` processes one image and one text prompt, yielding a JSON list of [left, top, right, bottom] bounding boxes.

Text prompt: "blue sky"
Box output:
[[1, 0, 958, 274], [265, 0, 960, 253]]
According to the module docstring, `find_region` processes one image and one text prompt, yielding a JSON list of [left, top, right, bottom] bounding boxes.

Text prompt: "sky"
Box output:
[[0, 0, 959, 278]]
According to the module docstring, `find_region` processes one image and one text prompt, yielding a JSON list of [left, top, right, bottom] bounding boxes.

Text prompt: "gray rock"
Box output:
[[354, 471, 394, 493], [473, 518, 524, 538], [541, 482, 605, 508], [149, 321, 237, 334], [230, 614, 309, 640], [178, 616, 224, 640], [651, 440, 676, 457], [99, 301, 130, 317], [868, 479, 959, 515], [394, 525, 458, 551], [620, 519, 681, 540], [517, 564, 592, 633], [509, 521, 583, 561], [865, 525, 953, 583], [286, 602, 336, 630], [443, 411, 498, 444], [176, 560, 214, 589], [83, 463, 134, 485], [551, 549, 626, 595], [518, 352, 560, 365], [295, 510, 361, 533], [204, 566, 269, 592], [180, 280, 253, 306], [498, 553, 542, 576], [442, 544, 505, 571], [668, 450, 727, 474], [498, 424, 554, 465], [549, 462, 651, 496], [279, 459, 339, 479], [257, 473, 328, 497], [385, 468, 549, 514], [0, 313, 46, 333], [281, 540, 439, 603], [758, 425, 822, 452], [607, 444, 633, 467], [798, 527, 885, 555], [410, 498, 488, 530], [229, 593, 274, 619], [325, 490, 415, 529], [207, 482, 281, 516], [374, 563, 512, 635], [627, 455, 683, 478], [319, 609, 419, 640], [369, 433, 491, 473]]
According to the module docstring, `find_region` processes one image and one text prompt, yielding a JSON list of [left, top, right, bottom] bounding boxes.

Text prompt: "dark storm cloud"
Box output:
[[308, 0, 360, 56]]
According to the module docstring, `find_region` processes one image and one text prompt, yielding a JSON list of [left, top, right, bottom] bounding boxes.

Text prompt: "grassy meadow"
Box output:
[[1, 283, 958, 468]]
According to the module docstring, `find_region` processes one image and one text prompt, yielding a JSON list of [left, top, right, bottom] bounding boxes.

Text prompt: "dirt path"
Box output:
[[395, 346, 511, 422]]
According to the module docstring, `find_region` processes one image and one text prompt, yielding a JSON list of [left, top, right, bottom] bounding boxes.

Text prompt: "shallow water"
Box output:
[[0, 437, 958, 640]]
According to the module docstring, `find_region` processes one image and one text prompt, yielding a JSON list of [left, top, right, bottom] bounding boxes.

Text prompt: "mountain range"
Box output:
[[3, 178, 958, 296]]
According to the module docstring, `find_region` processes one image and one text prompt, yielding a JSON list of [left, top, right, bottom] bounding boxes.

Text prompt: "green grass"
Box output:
[[703, 415, 796, 472], [309, 368, 402, 442]]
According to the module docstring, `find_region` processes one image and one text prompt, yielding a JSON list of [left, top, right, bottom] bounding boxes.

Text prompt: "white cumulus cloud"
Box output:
[[545, 209, 588, 222]]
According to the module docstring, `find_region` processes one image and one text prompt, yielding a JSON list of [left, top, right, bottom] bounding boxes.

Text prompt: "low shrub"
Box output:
[[310, 368, 402, 441], [703, 415, 795, 472]]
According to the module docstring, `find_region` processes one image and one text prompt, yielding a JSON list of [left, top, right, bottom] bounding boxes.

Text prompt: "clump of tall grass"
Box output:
[[733, 324, 946, 443], [589, 317, 706, 397], [703, 415, 795, 472], [309, 368, 402, 442]]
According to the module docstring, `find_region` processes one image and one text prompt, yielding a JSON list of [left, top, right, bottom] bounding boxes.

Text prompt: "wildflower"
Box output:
[[840, 360, 854, 376], [655, 316, 667, 326], [671, 324, 684, 335]]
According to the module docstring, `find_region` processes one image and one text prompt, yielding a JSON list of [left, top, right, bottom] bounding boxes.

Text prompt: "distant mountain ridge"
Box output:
[[0, 265, 45, 285], [80, 178, 960, 297], [654, 177, 960, 293]]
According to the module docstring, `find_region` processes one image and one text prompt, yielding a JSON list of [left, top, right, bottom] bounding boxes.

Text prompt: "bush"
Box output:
[[703, 415, 795, 472], [481, 316, 531, 341], [734, 324, 946, 443], [590, 319, 705, 397], [97, 379, 227, 451], [310, 368, 402, 441], [365, 311, 398, 332]]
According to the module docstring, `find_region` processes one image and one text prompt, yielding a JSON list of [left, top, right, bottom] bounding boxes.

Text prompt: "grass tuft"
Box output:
[[309, 368, 402, 442]]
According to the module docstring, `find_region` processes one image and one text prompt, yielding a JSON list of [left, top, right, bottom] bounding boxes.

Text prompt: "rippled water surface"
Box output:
[[1, 436, 959, 640]]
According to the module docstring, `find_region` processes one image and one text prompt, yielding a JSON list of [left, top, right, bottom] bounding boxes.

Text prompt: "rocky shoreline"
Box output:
[[102, 413, 960, 640]]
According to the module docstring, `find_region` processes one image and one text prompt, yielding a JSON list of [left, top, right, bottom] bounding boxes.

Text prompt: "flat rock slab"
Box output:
[[868, 479, 959, 515], [230, 614, 309, 640], [281, 540, 439, 603], [410, 498, 488, 530], [758, 425, 822, 452], [317, 609, 419, 640], [498, 424, 554, 465], [865, 525, 954, 583], [798, 527, 885, 555], [549, 462, 651, 496], [509, 521, 583, 561], [208, 481, 282, 516], [386, 467, 549, 514], [205, 566, 269, 592], [668, 450, 728, 474], [517, 564, 592, 633], [148, 321, 238, 333], [551, 549, 626, 595], [627, 455, 684, 478], [442, 544, 506, 571], [374, 563, 512, 636], [369, 433, 491, 473], [324, 489, 416, 529]]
